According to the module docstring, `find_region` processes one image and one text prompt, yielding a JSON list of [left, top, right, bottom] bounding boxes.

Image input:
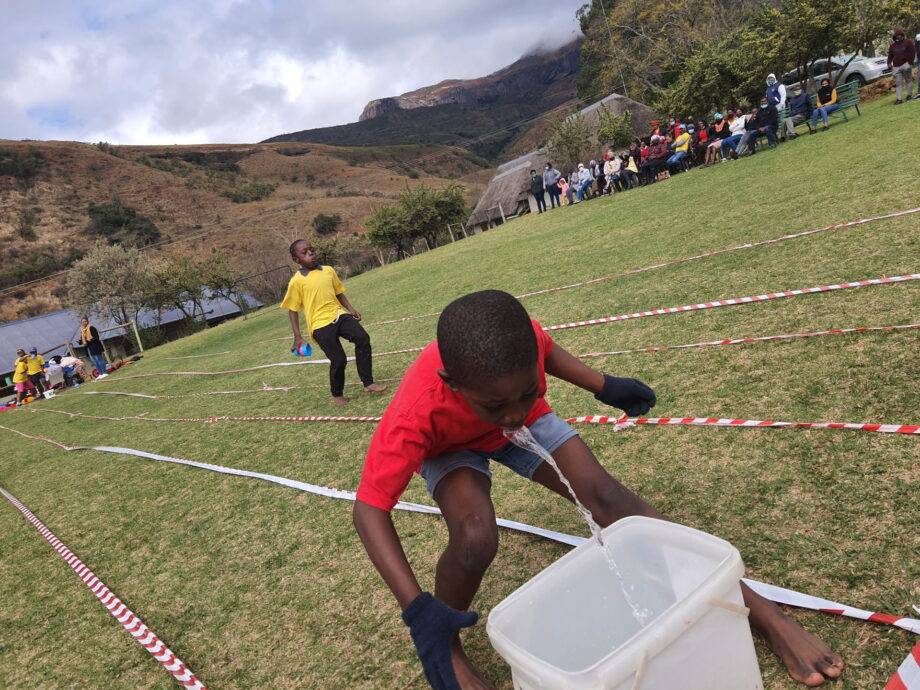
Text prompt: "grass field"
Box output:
[[1, 95, 918, 689]]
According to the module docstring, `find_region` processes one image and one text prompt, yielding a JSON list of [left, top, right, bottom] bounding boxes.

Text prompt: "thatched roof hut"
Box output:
[[467, 93, 656, 229]]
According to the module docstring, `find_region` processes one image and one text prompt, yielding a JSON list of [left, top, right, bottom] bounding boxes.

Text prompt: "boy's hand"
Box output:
[[350, 309, 361, 321], [595, 374, 656, 416], [292, 336, 305, 351], [402, 592, 478, 690]]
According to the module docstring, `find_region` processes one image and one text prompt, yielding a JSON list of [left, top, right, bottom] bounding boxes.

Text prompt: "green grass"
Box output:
[[1, 95, 918, 689]]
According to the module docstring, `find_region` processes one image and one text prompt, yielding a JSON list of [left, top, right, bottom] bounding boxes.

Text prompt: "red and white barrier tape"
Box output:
[[0, 487, 206, 689], [367, 207, 920, 326], [80, 378, 403, 400], [887, 641, 920, 689], [3, 424, 917, 645], [91, 274, 919, 379], [578, 323, 920, 358], [28, 407, 920, 435], [568, 415, 920, 435], [544, 274, 920, 333]]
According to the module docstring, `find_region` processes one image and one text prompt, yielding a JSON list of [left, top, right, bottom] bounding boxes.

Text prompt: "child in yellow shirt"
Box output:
[[281, 240, 387, 406]]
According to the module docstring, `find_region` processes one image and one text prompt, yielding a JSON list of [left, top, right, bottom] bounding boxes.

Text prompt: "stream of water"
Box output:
[[503, 426, 652, 627]]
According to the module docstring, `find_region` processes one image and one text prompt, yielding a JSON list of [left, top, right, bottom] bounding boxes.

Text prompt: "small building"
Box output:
[[467, 92, 656, 231]]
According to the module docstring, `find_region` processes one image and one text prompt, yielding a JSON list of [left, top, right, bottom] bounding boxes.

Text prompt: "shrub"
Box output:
[[221, 182, 277, 203], [0, 147, 46, 188], [313, 213, 342, 236], [86, 197, 162, 246]]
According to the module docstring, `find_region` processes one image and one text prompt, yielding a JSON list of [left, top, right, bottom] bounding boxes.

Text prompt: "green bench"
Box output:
[[776, 80, 861, 133]]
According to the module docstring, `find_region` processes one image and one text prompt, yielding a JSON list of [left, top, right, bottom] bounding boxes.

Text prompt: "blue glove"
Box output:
[[402, 592, 478, 690], [595, 375, 656, 416]]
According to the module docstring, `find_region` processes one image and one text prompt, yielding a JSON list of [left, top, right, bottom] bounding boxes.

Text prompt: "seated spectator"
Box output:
[[640, 135, 669, 184], [782, 86, 811, 140], [740, 96, 779, 154], [603, 151, 624, 193], [622, 148, 640, 189], [704, 113, 731, 165], [575, 163, 594, 202], [649, 120, 662, 138], [692, 120, 709, 162], [667, 125, 691, 171], [810, 78, 839, 132], [56, 354, 88, 387], [720, 108, 747, 159]]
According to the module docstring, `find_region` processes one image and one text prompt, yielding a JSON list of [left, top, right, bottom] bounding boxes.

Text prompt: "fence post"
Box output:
[[461, 223, 468, 238], [499, 203, 506, 224], [131, 320, 144, 352], [447, 224, 455, 242]]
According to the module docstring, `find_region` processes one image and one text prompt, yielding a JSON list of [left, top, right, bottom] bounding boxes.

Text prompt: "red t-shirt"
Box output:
[[357, 320, 555, 511]]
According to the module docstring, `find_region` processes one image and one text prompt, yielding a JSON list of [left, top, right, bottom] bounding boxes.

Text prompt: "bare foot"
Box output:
[[450, 640, 496, 689], [332, 396, 349, 407], [363, 382, 388, 393], [747, 591, 844, 686]]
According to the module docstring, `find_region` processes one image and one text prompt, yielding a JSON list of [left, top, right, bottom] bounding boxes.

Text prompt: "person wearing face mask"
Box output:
[[810, 78, 839, 132], [529, 169, 546, 214], [887, 29, 916, 104], [782, 86, 811, 140], [765, 73, 787, 110], [704, 113, 730, 166], [740, 97, 779, 154], [542, 162, 561, 209]]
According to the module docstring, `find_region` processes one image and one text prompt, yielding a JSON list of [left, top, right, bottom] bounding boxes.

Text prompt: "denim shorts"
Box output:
[[420, 413, 578, 497]]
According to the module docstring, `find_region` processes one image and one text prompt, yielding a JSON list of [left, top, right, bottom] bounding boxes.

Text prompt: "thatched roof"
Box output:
[[467, 92, 656, 227]]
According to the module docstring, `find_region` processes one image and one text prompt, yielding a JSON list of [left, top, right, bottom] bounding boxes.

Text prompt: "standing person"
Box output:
[[353, 290, 846, 690], [12, 349, 35, 404], [888, 29, 916, 104], [78, 317, 108, 379], [541, 163, 561, 209], [283, 240, 387, 407], [782, 86, 811, 140], [591, 159, 605, 196], [558, 175, 573, 206], [528, 169, 546, 214], [766, 73, 787, 110], [810, 78, 840, 132], [25, 347, 47, 397]]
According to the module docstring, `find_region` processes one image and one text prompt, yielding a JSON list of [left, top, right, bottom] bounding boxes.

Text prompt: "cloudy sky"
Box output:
[[1, 1, 584, 145]]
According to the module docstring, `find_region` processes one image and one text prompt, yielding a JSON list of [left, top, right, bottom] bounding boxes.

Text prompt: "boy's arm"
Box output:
[[545, 341, 656, 416], [288, 310, 306, 349], [336, 293, 361, 321], [353, 500, 422, 608]]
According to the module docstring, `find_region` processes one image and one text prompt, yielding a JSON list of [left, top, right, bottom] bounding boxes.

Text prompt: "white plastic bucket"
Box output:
[[487, 516, 763, 689]]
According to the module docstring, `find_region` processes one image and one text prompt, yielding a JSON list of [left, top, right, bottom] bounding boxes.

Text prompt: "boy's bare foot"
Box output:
[[450, 639, 495, 689], [363, 383, 388, 393], [332, 396, 349, 407], [748, 591, 844, 686]]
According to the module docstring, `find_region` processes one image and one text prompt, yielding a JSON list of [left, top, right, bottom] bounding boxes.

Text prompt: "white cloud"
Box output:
[[0, 0, 583, 144]]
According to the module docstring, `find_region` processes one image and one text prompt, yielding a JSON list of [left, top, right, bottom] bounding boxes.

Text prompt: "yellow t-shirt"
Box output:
[[280, 266, 347, 335], [12, 359, 29, 383], [674, 133, 690, 153], [26, 354, 45, 375]]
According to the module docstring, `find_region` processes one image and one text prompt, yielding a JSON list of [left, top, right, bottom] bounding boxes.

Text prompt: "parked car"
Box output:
[[782, 54, 891, 89]]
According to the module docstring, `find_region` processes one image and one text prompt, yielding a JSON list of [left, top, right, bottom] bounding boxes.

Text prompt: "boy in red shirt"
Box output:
[[354, 290, 844, 689]]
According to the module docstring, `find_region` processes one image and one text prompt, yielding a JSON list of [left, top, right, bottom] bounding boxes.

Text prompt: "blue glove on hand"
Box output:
[[595, 374, 656, 416], [402, 592, 478, 690]]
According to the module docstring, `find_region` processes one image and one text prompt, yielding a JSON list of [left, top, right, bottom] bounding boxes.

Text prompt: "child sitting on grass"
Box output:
[[282, 240, 387, 406], [353, 290, 844, 689]]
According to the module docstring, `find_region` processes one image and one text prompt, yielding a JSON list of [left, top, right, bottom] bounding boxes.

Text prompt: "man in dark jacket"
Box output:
[[528, 169, 546, 213], [887, 29, 916, 104], [781, 86, 811, 140], [741, 97, 778, 155]]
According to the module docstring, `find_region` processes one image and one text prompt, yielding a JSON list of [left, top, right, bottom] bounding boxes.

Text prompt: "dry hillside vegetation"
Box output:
[[0, 140, 487, 322]]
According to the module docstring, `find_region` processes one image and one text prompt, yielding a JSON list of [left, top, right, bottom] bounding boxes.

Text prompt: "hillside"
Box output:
[[262, 40, 583, 161], [0, 139, 489, 322], [0, 95, 917, 689]]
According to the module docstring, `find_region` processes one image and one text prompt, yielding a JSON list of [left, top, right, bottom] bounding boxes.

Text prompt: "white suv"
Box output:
[[782, 54, 891, 89]]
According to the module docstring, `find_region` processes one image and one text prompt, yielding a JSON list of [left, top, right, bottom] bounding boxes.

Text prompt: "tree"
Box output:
[[202, 255, 252, 314], [366, 203, 411, 259], [313, 213, 342, 235], [148, 256, 207, 324], [366, 183, 468, 259], [546, 112, 594, 171], [595, 106, 634, 150], [65, 242, 152, 328]]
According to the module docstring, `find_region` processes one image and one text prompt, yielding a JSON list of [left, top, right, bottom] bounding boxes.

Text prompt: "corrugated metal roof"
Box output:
[[0, 290, 262, 375]]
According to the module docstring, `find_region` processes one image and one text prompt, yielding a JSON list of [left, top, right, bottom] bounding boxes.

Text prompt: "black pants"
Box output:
[[311, 315, 373, 396], [546, 183, 561, 208], [28, 373, 46, 395], [533, 191, 546, 212]]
